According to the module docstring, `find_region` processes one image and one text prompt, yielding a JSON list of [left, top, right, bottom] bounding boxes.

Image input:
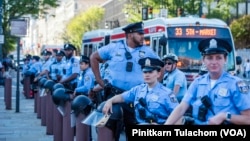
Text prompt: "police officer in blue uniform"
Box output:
[[90, 21, 160, 139], [21, 58, 30, 77], [73, 55, 95, 96], [102, 57, 179, 124], [25, 56, 42, 77], [165, 38, 250, 125], [51, 49, 58, 62], [162, 53, 187, 102], [48, 49, 65, 82], [59, 43, 80, 91], [35, 49, 53, 80]]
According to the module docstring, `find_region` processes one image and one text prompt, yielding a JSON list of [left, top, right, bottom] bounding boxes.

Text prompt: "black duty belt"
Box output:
[[104, 84, 125, 101], [110, 85, 125, 94]]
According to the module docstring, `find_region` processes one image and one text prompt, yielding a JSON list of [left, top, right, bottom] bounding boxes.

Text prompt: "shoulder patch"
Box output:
[[237, 80, 249, 94], [84, 76, 90, 81], [168, 93, 178, 103], [139, 51, 145, 58]]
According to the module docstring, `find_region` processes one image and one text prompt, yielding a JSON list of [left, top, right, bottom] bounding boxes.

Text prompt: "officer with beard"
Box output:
[[59, 43, 80, 91], [90, 21, 160, 140]]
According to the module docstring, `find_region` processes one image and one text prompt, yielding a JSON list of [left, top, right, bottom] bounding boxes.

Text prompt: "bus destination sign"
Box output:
[[167, 26, 231, 38]]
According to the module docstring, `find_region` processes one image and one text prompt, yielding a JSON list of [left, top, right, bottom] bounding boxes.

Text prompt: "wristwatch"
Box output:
[[226, 112, 231, 121]]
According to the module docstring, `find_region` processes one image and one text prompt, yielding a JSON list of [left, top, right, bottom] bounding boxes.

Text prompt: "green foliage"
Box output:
[[230, 15, 250, 48], [125, 0, 242, 22], [63, 6, 105, 54], [1, 0, 59, 57]]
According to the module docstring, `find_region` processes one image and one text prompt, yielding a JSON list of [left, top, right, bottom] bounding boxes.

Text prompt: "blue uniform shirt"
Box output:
[[61, 56, 80, 84], [22, 63, 30, 75], [182, 71, 250, 125], [49, 60, 65, 81], [122, 82, 179, 124], [162, 68, 187, 101], [98, 41, 159, 90], [75, 68, 95, 95], [27, 61, 42, 75], [41, 59, 53, 72]]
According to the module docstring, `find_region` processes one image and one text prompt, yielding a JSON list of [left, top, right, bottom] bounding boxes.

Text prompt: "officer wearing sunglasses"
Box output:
[[102, 57, 179, 125], [162, 53, 187, 102]]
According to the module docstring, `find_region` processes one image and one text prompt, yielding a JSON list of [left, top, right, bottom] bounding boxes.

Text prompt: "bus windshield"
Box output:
[[167, 38, 236, 73]]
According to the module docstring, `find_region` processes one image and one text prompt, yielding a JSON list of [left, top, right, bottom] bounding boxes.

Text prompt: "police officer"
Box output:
[[88, 60, 109, 106], [164, 38, 250, 125], [51, 49, 58, 62], [59, 43, 80, 91], [73, 55, 95, 96], [25, 54, 33, 67], [48, 49, 65, 82], [24, 55, 43, 86], [35, 49, 53, 80], [90, 21, 160, 138], [25, 56, 42, 76], [102, 57, 179, 124], [162, 53, 187, 102], [21, 58, 30, 77]]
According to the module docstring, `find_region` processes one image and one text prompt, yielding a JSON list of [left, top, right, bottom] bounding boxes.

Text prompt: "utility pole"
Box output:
[[199, 0, 203, 17]]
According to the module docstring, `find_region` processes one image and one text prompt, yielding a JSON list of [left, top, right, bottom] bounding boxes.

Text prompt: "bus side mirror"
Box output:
[[159, 35, 167, 46], [236, 56, 242, 65]]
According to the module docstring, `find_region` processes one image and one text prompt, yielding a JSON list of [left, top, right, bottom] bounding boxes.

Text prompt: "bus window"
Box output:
[[83, 44, 88, 56], [152, 38, 157, 53], [88, 44, 93, 57], [168, 39, 202, 71], [144, 37, 150, 46], [99, 43, 104, 48], [104, 35, 110, 45]]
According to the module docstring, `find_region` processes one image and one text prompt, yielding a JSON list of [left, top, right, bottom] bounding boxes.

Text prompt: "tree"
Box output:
[[63, 6, 105, 55], [230, 15, 250, 49], [205, 0, 241, 23], [1, 0, 59, 58]]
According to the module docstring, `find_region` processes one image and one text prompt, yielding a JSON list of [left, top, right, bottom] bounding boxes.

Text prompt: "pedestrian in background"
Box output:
[[162, 53, 187, 102], [243, 59, 250, 79], [165, 38, 250, 125], [90, 21, 160, 140], [0, 61, 4, 86], [102, 57, 179, 125]]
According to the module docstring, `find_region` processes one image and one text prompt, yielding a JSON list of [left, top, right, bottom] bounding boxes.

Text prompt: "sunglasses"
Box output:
[[143, 70, 153, 74], [165, 62, 173, 65]]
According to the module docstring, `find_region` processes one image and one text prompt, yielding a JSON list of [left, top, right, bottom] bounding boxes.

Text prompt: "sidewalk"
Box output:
[[0, 84, 53, 141], [0, 73, 126, 141]]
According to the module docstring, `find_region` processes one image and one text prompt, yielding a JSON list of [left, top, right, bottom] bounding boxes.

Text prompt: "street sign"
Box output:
[[0, 35, 4, 44], [10, 19, 28, 37]]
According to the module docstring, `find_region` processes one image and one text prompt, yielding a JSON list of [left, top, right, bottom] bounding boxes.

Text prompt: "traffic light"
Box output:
[[148, 7, 153, 19], [142, 7, 148, 20], [177, 7, 183, 17]]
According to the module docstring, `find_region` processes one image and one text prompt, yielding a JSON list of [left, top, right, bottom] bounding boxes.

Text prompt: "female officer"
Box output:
[[102, 57, 179, 124], [73, 55, 95, 96], [164, 38, 250, 125]]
